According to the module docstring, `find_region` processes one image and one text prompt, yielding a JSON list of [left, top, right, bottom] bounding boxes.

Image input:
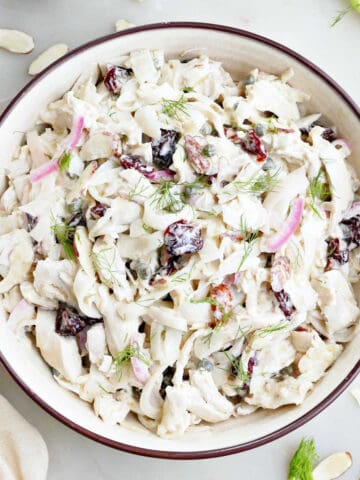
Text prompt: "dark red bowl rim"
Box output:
[[0, 21, 359, 460]]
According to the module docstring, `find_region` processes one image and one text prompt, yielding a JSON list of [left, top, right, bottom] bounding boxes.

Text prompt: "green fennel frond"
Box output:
[[51, 219, 76, 260], [91, 248, 120, 287], [230, 168, 280, 195], [224, 352, 249, 384], [254, 322, 288, 338], [112, 344, 150, 375], [288, 437, 319, 480], [309, 169, 331, 218], [203, 330, 215, 346], [128, 177, 151, 201], [237, 216, 260, 271], [331, 6, 352, 26], [170, 262, 195, 284], [162, 95, 189, 120], [151, 180, 184, 212]]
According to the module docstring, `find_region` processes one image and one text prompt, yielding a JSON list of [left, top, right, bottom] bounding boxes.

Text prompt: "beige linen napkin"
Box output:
[[0, 395, 48, 480]]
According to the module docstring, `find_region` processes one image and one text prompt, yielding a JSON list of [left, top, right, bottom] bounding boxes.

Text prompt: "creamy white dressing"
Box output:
[[2, 49, 359, 438]]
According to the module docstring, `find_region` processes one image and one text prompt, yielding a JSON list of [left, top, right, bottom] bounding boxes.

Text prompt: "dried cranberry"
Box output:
[[208, 283, 233, 323], [184, 135, 211, 174], [240, 129, 267, 162], [273, 289, 295, 318], [104, 65, 132, 95], [24, 213, 38, 232], [120, 154, 155, 177], [322, 128, 337, 142], [151, 129, 179, 169], [55, 302, 101, 337], [90, 203, 108, 219], [326, 238, 350, 270], [150, 225, 202, 284], [340, 215, 360, 250], [164, 220, 203, 256]]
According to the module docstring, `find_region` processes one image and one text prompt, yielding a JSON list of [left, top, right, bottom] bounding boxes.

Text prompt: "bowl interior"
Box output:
[[0, 24, 359, 458]]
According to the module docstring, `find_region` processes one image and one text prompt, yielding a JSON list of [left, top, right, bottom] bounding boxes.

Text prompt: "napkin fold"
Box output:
[[0, 395, 48, 480]]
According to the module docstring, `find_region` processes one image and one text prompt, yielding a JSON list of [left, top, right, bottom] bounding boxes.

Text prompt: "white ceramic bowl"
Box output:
[[0, 22, 359, 459]]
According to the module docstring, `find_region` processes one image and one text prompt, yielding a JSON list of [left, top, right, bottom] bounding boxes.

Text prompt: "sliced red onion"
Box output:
[[332, 138, 351, 155], [268, 197, 304, 252], [146, 169, 175, 182], [68, 116, 85, 152], [131, 356, 150, 386], [30, 159, 59, 183]]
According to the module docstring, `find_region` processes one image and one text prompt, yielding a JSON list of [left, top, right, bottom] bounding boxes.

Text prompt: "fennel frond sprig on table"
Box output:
[[288, 437, 319, 480]]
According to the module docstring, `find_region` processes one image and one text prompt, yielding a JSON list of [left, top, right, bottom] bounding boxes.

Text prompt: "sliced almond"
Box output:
[[350, 386, 360, 406], [28, 43, 68, 75], [115, 19, 135, 32], [313, 452, 352, 480], [0, 29, 34, 53]]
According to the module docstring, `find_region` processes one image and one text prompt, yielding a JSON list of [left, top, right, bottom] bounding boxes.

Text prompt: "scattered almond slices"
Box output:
[[115, 19, 135, 32], [313, 452, 352, 480], [350, 386, 360, 406], [28, 43, 68, 75], [0, 28, 34, 53]]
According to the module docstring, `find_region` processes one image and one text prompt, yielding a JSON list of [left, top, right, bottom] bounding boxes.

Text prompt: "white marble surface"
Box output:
[[0, 0, 359, 478]]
